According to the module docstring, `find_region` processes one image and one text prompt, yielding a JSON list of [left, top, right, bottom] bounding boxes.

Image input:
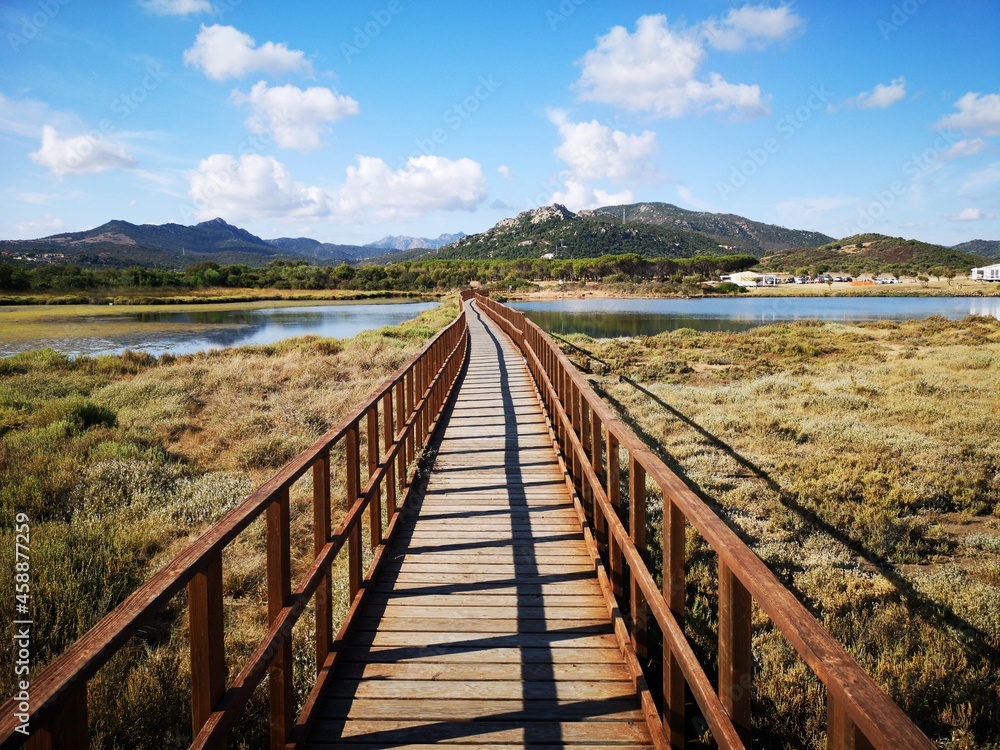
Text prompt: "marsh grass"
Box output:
[[566, 315, 1000, 748], [0, 301, 456, 748]]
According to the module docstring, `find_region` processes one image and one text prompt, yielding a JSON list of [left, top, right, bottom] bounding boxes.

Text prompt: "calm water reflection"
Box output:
[[4, 300, 438, 358], [510, 297, 1000, 337]]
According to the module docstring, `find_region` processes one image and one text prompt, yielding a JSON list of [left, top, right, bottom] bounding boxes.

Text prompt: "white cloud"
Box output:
[[948, 207, 994, 221], [941, 138, 988, 160], [334, 155, 488, 222], [141, 0, 211, 15], [776, 196, 855, 216], [231, 82, 359, 151], [549, 110, 659, 184], [936, 91, 1000, 137], [30, 126, 138, 178], [187, 153, 488, 224], [959, 161, 1000, 196], [0, 93, 80, 139], [832, 77, 907, 111], [574, 15, 769, 119], [497, 164, 513, 180], [188, 153, 331, 221], [702, 4, 805, 51], [15, 215, 64, 237], [550, 178, 633, 212], [183, 25, 312, 81]]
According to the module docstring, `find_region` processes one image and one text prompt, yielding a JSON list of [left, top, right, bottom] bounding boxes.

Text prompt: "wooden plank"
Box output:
[[330, 661, 633, 682], [307, 719, 653, 744], [338, 646, 629, 665], [324, 679, 639, 701], [352, 617, 612, 633]]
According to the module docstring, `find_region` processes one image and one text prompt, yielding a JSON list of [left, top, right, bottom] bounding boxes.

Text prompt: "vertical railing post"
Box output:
[[266, 488, 292, 749], [313, 449, 332, 671], [607, 432, 624, 599], [395, 379, 406, 491], [346, 423, 362, 600], [405, 368, 415, 471], [189, 553, 226, 744], [662, 495, 686, 747], [719, 560, 752, 746], [27, 683, 88, 750], [382, 392, 397, 523], [367, 406, 382, 548], [828, 695, 875, 750], [629, 456, 647, 660]]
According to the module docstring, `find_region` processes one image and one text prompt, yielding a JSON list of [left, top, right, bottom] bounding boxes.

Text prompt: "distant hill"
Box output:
[[0, 218, 383, 269], [953, 239, 1000, 261], [422, 204, 745, 261], [266, 237, 372, 263], [757, 234, 988, 275], [583, 202, 834, 254], [365, 232, 466, 252]]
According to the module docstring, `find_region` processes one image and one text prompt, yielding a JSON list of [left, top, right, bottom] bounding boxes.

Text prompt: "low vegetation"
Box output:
[[0, 301, 458, 748], [558, 315, 1000, 747]]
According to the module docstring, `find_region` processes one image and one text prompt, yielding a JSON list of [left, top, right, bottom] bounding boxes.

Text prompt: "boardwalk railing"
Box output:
[[0, 301, 470, 750], [474, 292, 934, 750]]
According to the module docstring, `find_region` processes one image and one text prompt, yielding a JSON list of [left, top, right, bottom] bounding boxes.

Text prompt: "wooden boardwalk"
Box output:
[[302, 303, 653, 748]]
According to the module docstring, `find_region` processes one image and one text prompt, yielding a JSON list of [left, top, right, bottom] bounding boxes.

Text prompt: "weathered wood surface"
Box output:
[[302, 303, 652, 748]]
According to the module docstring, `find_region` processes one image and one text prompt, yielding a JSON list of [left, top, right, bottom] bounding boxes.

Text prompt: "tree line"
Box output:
[[0, 254, 758, 293]]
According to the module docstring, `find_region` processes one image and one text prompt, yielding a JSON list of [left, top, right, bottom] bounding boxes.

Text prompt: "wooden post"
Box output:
[[382, 392, 396, 521], [663, 495, 686, 747], [719, 560, 752, 746], [607, 432, 623, 598], [266, 488, 292, 749], [828, 695, 876, 750], [405, 369, 414, 472], [629, 456, 647, 660], [189, 553, 226, 742], [346, 423, 362, 600], [313, 449, 332, 671], [367, 406, 382, 549], [26, 684, 88, 750], [395, 380, 406, 491]]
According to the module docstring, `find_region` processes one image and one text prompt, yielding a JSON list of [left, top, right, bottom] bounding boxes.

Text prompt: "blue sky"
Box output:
[[1, 0, 998, 247]]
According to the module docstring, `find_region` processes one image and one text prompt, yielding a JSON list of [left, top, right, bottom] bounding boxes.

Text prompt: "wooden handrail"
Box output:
[[474, 292, 934, 750], [0, 299, 471, 750]]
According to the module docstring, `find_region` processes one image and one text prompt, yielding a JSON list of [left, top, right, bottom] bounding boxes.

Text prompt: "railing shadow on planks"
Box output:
[[0, 294, 473, 750], [473, 292, 934, 750]]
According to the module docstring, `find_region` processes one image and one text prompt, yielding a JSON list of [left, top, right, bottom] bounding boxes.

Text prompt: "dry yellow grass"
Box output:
[[561, 315, 1000, 748], [0, 301, 457, 748]]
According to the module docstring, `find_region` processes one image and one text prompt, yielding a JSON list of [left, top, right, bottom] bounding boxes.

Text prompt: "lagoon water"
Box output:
[[509, 297, 1000, 337], [2, 300, 439, 358]]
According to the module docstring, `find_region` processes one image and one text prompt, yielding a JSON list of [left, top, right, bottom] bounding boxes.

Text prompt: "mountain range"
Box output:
[[0, 205, 993, 271]]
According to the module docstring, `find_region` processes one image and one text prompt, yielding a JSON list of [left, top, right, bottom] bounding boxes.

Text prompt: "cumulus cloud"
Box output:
[[183, 25, 312, 80], [188, 153, 330, 221], [30, 125, 138, 178], [550, 178, 633, 212], [574, 15, 769, 119], [833, 77, 907, 111], [940, 138, 988, 160], [549, 110, 659, 184], [497, 164, 513, 180], [231, 82, 359, 151], [141, 0, 211, 15], [187, 153, 488, 224], [701, 4, 805, 51], [15, 215, 64, 237], [948, 207, 994, 221], [334, 155, 488, 222], [936, 91, 1000, 137]]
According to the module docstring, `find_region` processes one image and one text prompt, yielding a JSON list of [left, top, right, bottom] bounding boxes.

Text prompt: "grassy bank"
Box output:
[[558, 316, 1000, 748], [0, 300, 458, 748]]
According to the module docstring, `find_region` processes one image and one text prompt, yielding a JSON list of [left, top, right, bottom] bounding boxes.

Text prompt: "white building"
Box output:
[[721, 271, 781, 288], [971, 263, 1000, 282]]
